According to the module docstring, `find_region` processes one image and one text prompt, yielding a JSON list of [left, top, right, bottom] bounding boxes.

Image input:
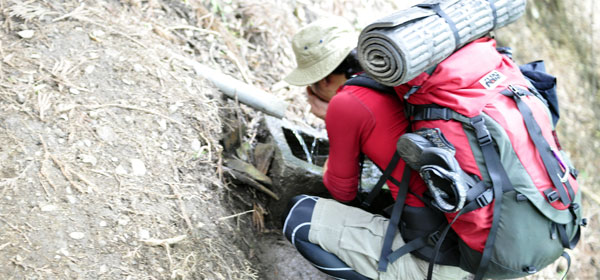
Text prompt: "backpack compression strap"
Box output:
[[405, 105, 514, 280], [377, 164, 412, 272], [343, 73, 396, 95], [500, 85, 576, 206]]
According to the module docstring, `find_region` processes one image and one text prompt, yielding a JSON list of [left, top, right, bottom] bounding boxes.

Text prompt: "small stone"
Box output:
[[79, 154, 97, 166], [139, 229, 150, 240], [58, 247, 70, 256], [85, 65, 95, 74], [99, 221, 107, 227], [133, 64, 145, 72], [88, 111, 99, 119], [161, 142, 169, 150], [122, 78, 135, 85], [157, 119, 167, 131], [115, 165, 127, 175], [69, 232, 85, 240], [69, 88, 80, 95], [191, 139, 201, 151], [66, 195, 77, 204], [130, 159, 146, 176], [16, 93, 26, 104], [40, 204, 57, 212], [82, 139, 92, 147], [17, 30, 34, 39], [118, 216, 130, 226], [99, 264, 108, 274], [96, 126, 115, 142]]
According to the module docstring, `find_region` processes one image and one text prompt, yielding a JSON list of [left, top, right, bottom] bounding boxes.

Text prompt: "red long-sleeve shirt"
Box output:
[[323, 85, 427, 207]]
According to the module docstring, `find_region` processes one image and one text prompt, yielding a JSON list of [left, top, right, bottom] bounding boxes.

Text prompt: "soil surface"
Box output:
[[0, 0, 598, 280]]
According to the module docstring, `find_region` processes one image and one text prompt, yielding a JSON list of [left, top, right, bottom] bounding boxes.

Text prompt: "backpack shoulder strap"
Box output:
[[344, 73, 396, 95]]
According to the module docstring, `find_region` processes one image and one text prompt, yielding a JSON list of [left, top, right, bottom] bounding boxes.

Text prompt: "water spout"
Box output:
[[291, 128, 313, 165]]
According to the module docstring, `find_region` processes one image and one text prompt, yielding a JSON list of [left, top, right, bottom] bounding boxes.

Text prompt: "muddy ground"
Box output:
[[0, 0, 598, 279]]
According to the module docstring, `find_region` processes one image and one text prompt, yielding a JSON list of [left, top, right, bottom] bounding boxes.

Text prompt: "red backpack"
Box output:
[[347, 37, 584, 280]]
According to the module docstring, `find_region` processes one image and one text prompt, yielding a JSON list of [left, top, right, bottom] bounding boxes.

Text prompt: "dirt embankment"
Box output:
[[0, 0, 598, 279]]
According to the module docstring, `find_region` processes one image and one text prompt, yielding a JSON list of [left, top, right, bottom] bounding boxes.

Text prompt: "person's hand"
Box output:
[[306, 86, 329, 120]]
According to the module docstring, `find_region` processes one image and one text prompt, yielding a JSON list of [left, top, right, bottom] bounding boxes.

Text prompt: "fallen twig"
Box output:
[[225, 169, 279, 200], [166, 25, 221, 36], [141, 235, 187, 247], [167, 183, 194, 232], [218, 209, 255, 221], [48, 153, 85, 194]]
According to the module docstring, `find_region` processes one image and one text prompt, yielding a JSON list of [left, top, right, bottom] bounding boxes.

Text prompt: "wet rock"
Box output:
[[263, 116, 329, 225]]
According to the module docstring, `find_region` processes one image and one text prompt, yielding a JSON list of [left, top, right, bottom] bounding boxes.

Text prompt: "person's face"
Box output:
[[308, 73, 347, 102]]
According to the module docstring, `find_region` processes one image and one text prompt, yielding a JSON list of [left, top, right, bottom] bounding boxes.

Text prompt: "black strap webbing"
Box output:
[[377, 166, 412, 272], [556, 223, 581, 250], [501, 86, 575, 206], [386, 236, 428, 263], [344, 74, 396, 95], [417, 3, 460, 48], [468, 115, 513, 280], [361, 152, 401, 208], [489, 0, 498, 29], [560, 252, 571, 280]]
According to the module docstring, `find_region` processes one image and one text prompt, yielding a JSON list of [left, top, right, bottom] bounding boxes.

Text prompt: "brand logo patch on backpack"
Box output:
[[479, 70, 506, 90]]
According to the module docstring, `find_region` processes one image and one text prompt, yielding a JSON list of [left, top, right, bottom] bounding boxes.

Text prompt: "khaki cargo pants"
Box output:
[[308, 198, 469, 280]]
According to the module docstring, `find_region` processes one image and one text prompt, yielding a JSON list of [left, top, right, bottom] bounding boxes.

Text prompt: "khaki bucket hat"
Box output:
[[284, 16, 358, 86]]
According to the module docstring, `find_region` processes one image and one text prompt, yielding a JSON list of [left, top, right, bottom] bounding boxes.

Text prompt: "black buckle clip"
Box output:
[[543, 189, 559, 203], [427, 231, 441, 246], [470, 117, 493, 146], [516, 193, 528, 202], [571, 203, 580, 211], [523, 266, 537, 274], [581, 218, 588, 227], [508, 85, 526, 98], [476, 189, 493, 208]]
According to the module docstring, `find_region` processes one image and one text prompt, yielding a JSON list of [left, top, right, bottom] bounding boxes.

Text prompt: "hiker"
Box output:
[[281, 16, 469, 280]]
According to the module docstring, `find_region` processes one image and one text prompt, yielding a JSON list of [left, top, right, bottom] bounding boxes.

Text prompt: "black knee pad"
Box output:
[[282, 195, 317, 242]]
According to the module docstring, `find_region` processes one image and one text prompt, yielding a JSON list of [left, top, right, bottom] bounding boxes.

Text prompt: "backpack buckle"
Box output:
[[508, 85, 526, 98], [523, 266, 537, 274], [470, 116, 493, 146], [571, 203, 580, 211], [427, 231, 441, 246], [543, 189, 559, 203], [475, 188, 493, 208], [581, 218, 588, 227]]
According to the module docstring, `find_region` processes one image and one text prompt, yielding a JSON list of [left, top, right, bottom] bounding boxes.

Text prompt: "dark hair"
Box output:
[[331, 49, 362, 79]]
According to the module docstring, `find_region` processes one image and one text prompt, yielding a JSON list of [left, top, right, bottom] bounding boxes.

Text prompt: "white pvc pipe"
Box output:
[[174, 54, 289, 119]]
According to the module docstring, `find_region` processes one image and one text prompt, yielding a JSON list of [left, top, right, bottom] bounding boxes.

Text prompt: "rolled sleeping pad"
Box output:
[[357, 0, 526, 86]]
